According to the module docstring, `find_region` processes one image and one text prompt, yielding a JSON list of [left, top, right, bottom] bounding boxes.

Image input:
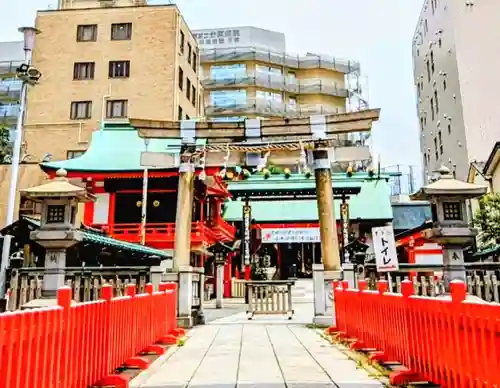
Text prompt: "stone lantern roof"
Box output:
[[20, 168, 95, 202], [410, 165, 487, 201]]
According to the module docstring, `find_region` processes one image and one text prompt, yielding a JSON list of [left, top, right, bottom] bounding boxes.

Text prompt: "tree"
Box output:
[[472, 193, 500, 248], [0, 125, 12, 164]]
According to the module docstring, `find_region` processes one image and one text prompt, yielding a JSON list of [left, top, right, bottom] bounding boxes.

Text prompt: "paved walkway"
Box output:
[[132, 287, 384, 388]]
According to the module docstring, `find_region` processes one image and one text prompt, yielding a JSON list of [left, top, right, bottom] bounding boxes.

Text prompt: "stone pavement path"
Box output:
[[133, 311, 384, 387]]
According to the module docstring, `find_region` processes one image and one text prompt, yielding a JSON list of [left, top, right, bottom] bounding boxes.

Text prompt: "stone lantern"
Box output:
[[410, 166, 487, 290], [209, 242, 233, 309], [21, 168, 95, 308]]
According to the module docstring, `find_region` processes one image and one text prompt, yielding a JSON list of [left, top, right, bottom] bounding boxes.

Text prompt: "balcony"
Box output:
[[0, 84, 21, 103], [102, 219, 235, 248], [205, 97, 346, 118], [0, 104, 19, 126], [0, 61, 23, 80], [202, 73, 349, 98], [200, 47, 360, 74]]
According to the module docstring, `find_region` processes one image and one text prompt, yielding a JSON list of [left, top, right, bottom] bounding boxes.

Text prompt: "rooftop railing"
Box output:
[[205, 97, 346, 118], [200, 46, 360, 74], [202, 73, 349, 98]]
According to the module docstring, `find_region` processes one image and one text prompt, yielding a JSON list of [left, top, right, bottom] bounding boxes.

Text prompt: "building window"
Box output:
[[76, 25, 97, 42], [70, 101, 92, 120], [426, 61, 431, 82], [434, 137, 438, 160], [448, 123, 452, 134], [438, 38, 442, 48], [424, 19, 428, 36], [430, 51, 435, 73], [443, 202, 461, 221], [187, 43, 192, 64], [434, 90, 439, 113], [186, 78, 191, 100], [73, 62, 95, 80], [191, 85, 196, 106], [47, 205, 66, 224], [111, 23, 132, 41], [438, 130, 443, 154], [192, 52, 197, 72], [186, 114, 190, 120], [430, 97, 435, 121], [443, 79, 447, 91], [67, 150, 85, 159], [178, 105, 183, 120], [420, 117, 425, 132], [180, 31, 185, 54], [178, 67, 184, 90], [106, 100, 128, 118], [109, 61, 130, 78]]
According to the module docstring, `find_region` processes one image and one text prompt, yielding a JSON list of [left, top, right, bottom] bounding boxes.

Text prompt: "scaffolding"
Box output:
[[200, 46, 360, 74], [202, 73, 349, 98], [204, 97, 346, 118]]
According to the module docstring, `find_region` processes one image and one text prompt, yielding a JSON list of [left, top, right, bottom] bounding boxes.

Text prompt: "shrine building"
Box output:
[[34, 122, 236, 267]]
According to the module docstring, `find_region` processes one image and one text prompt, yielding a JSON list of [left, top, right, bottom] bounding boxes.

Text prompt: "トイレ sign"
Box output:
[[261, 228, 320, 243], [372, 225, 399, 272]]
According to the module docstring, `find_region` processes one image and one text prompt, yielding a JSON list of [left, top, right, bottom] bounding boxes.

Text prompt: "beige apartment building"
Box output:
[[413, 0, 500, 182], [0, 0, 201, 226]]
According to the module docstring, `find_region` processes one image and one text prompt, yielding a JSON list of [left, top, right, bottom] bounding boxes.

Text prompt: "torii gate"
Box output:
[[132, 109, 380, 325]]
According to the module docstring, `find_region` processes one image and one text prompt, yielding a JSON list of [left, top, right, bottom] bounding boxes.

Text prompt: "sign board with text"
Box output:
[[372, 225, 399, 272], [261, 228, 320, 243]]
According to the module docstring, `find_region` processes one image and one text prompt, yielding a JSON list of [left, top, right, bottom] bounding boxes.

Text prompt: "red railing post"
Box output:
[[401, 279, 416, 372], [57, 286, 72, 388], [100, 284, 113, 375]]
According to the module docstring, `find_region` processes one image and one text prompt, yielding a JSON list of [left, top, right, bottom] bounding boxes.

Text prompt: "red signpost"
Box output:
[[333, 279, 500, 387], [0, 282, 181, 388]]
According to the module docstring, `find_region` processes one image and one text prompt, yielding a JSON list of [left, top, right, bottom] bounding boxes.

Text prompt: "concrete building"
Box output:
[[412, 0, 500, 182], [0, 0, 202, 226], [0, 41, 24, 135], [193, 26, 371, 171]]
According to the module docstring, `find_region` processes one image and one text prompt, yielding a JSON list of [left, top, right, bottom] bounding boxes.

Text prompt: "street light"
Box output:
[[0, 26, 41, 301]]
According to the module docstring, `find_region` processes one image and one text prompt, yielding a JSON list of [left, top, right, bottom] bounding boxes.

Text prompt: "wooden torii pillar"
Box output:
[[132, 109, 380, 323]]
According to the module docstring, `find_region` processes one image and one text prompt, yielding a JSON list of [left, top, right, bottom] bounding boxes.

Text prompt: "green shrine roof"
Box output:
[[223, 178, 393, 222], [41, 122, 205, 172], [226, 173, 392, 193]]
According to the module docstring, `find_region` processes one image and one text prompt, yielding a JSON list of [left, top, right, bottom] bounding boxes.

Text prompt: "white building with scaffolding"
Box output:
[[193, 26, 371, 172]]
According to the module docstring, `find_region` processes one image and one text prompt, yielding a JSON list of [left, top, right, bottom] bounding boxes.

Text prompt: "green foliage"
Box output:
[[473, 193, 500, 248], [0, 126, 12, 164]]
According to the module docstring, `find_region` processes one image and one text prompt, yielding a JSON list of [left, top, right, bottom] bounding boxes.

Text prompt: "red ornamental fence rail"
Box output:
[[0, 282, 180, 388], [333, 279, 500, 388]]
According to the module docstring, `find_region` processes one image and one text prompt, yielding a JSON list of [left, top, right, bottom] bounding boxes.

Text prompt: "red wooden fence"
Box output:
[[334, 279, 500, 387], [0, 282, 180, 388]]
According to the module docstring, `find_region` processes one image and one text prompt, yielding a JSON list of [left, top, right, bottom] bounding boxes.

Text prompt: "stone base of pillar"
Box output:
[[177, 315, 194, 329], [312, 264, 342, 327], [215, 264, 224, 309], [151, 259, 173, 287], [342, 262, 356, 288], [178, 265, 194, 328]]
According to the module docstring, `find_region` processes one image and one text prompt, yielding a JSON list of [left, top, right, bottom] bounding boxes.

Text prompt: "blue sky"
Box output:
[[0, 0, 423, 170]]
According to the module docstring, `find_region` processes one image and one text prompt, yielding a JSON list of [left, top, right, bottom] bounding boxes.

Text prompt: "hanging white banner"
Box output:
[[261, 228, 320, 243]]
